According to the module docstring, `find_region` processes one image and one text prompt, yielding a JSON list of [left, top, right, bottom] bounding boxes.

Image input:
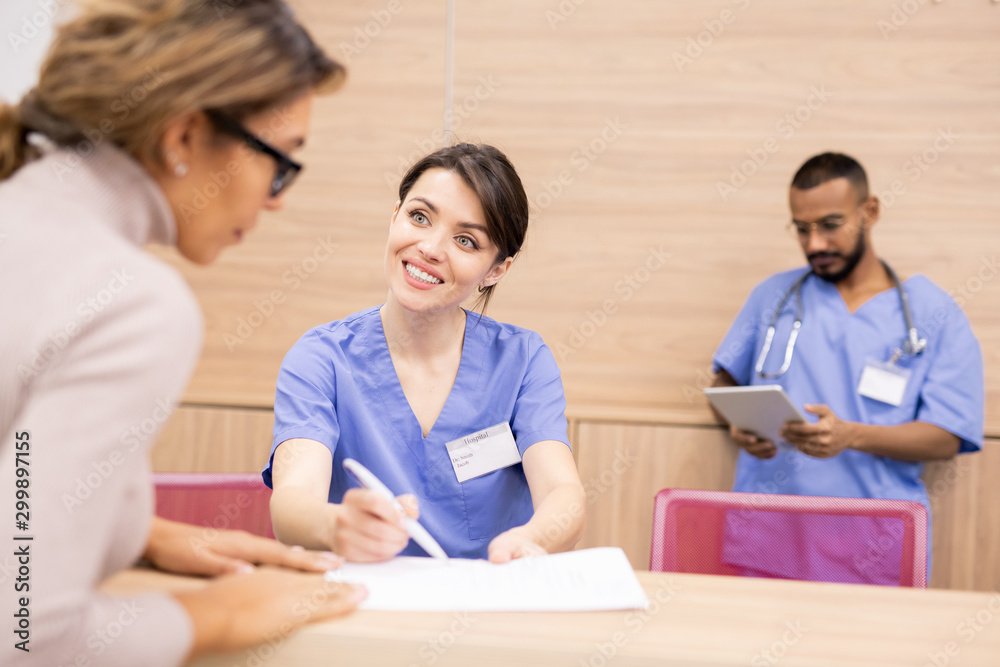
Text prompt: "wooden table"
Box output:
[[104, 568, 1000, 666]]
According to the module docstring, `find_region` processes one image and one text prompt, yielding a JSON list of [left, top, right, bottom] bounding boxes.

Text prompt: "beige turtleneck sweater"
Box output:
[[0, 143, 202, 666]]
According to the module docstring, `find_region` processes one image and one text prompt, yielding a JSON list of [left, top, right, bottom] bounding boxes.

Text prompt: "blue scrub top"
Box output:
[[264, 306, 571, 559], [713, 267, 984, 576]]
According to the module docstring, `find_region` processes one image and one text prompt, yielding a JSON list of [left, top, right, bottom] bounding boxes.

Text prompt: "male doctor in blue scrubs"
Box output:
[[710, 152, 984, 580]]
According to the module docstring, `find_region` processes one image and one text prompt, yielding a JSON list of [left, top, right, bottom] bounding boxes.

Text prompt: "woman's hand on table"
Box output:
[[175, 567, 366, 659], [144, 516, 343, 576], [487, 526, 547, 564]]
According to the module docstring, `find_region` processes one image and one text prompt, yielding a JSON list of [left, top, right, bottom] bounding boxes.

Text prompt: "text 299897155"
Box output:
[[12, 430, 32, 652]]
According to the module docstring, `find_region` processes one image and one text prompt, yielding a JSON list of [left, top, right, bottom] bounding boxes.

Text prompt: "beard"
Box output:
[[809, 230, 866, 283]]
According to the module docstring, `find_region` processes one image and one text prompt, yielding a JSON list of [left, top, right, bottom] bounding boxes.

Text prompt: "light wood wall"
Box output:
[[449, 0, 1000, 431], [149, 1, 1000, 591], [155, 0, 1000, 434]]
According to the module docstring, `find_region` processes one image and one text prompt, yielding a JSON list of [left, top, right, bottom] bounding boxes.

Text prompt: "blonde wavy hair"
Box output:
[[0, 0, 345, 180]]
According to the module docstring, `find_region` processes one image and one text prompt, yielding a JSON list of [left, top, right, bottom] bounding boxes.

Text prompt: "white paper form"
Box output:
[[324, 547, 650, 612]]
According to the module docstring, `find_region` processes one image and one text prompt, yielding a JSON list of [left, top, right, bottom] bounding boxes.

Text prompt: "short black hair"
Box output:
[[791, 152, 869, 201]]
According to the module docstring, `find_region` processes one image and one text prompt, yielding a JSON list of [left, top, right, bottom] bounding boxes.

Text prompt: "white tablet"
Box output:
[[703, 385, 808, 445]]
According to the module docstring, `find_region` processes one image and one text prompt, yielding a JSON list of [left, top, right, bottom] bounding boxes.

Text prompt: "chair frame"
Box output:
[[650, 488, 928, 588]]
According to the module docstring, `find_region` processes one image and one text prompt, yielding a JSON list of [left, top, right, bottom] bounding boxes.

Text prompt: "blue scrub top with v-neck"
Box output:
[[714, 267, 983, 502], [263, 306, 571, 559], [712, 266, 983, 576]]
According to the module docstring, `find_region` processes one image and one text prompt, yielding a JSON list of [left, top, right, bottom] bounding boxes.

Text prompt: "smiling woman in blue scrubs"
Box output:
[[264, 144, 586, 562]]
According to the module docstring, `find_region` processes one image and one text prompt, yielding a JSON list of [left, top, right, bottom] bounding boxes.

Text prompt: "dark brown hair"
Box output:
[[398, 143, 529, 314]]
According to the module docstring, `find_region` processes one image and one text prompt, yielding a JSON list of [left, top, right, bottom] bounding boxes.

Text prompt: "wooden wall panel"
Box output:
[[451, 0, 1000, 434], [925, 445, 1000, 592], [143, 0, 1000, 437], [574, 422, 738, 570], [151, 405, 274, 473]]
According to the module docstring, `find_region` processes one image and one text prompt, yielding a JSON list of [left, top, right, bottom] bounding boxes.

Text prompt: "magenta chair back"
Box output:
[[153, 472, 275, 539], [650, 488, 927, 587]]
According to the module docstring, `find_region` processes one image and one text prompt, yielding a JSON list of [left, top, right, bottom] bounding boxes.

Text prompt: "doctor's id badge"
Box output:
[[857, 357, 910, 407], [445, 422, 521, 483]]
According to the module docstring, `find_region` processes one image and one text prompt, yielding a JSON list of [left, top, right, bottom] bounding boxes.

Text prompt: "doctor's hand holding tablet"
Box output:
[[704, 384, 807, 459], [265, 144, 587, 564], [706, 381, 865, 460]]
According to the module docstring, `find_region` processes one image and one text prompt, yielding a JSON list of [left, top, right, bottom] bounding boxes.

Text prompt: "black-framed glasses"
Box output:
[[786, 218, 851, 236], [204, 109, 303, 198]]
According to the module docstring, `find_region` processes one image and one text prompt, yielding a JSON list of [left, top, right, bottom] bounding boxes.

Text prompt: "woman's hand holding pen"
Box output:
[[331, 489, 420, 562]]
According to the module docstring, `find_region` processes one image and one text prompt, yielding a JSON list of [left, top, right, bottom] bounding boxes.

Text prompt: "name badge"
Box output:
[[857, 359, 910, 407], [445, 422, 521, 483]]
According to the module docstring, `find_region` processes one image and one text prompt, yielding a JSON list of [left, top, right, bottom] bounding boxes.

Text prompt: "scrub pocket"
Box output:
[[858, 355, 923, 426], [460, 464, 532, 541], [859, 394, 917, 428]]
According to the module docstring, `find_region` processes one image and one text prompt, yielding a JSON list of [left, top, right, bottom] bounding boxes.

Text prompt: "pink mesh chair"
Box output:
[[153, 473, 275, 539], [650, 489, 927, 588]]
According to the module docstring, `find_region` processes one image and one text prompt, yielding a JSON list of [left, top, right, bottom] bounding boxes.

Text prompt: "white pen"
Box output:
[[342, 458, 449, 560]]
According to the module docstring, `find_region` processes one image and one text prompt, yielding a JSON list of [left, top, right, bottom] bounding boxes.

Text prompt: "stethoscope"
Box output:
[[754, 260, 927, 378]]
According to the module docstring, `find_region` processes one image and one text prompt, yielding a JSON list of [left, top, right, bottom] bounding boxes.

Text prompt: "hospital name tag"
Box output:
[[445, 422, 521, 483], [857, 360, 909, 407]]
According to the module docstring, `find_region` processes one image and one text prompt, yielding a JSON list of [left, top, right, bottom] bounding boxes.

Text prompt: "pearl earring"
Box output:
[[174, 162, 188, 177]]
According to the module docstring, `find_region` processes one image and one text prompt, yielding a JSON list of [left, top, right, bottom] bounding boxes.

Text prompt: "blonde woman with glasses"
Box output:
[[0, 1, 365, 664]]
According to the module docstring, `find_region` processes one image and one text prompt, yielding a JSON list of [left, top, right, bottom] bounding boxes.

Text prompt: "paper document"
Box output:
[[324, 547, 649, 612]]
